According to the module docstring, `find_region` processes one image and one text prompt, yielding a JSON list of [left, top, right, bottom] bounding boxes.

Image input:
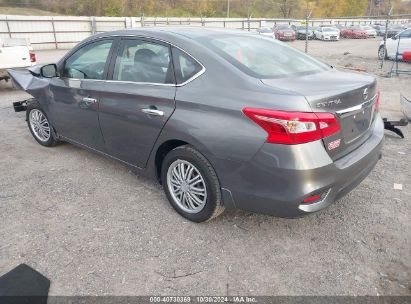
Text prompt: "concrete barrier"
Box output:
[[0, 15, 410, 50]]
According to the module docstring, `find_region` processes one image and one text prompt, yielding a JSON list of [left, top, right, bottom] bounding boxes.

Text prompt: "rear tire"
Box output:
[[26, 100, 58, 147], [161, 145, 225, 222]]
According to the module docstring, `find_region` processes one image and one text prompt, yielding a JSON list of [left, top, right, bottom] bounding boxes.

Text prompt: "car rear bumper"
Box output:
[[323, 36, 339, 41], [218, 114, 384, 218], [278, 36, 295, 41]]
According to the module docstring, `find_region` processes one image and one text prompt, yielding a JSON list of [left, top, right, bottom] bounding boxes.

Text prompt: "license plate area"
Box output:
[[340, 105, 373, 144]]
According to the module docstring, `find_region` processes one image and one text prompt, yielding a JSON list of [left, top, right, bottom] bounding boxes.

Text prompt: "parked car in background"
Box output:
[[8, 28, 383, 222], [362, 25, 377, 38], [318, 25, 341, 34], [256, 27, 275, 39], [387, 25, 405, 38], [341, 27, 368, 39], [273, 25, 296, 41], [373, 24, 387, 36], [0, 38, 36, 82], [314, 27, 340, 41], [292, 25, 314, 40], [334, 24, 347, 33], [378, 29, 411, 60]]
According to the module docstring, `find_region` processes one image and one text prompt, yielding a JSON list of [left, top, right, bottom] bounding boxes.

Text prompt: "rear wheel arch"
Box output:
[[155, 139, 189, 183], [160, 144, 225, 222]]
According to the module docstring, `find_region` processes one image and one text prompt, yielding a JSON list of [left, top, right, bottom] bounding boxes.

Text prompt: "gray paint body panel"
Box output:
[[8, 28, 384, 218]]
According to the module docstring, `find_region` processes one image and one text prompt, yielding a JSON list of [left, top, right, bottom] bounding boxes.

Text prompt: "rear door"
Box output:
[[98, 37, 176, 168]]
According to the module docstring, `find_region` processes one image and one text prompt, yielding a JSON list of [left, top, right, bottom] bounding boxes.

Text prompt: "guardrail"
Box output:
[[0, 15, 410, 50]]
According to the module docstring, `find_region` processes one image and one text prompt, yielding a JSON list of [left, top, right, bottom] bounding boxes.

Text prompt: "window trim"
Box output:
[[171, 46, 205, 86], [108, 37, 175, 85], [105, 35, 205, 87], [60, 38, 116, 81]]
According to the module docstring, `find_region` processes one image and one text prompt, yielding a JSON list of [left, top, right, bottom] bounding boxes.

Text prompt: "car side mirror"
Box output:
[[40, 64, 58, 78]]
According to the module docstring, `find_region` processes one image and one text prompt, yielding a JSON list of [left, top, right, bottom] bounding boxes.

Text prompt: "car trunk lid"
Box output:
[[261, 69, 378, 160]]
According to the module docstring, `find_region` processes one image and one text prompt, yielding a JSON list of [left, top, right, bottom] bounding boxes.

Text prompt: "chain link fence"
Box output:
[[0, 13, 410, 78], [0, 15, 410, 48], [379, 13, 411, 77]]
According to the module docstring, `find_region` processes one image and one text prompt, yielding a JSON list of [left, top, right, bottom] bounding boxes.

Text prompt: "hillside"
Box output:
[[0, 6, 59, 16]]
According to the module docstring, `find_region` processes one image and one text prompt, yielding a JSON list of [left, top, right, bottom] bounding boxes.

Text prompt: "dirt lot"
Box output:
[[0, 38, 410, 296]]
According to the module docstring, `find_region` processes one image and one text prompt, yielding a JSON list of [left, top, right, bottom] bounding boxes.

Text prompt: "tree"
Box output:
[[341, 0, 368, 16], [278, 0, 299, 18], [313, 0, 344, 17]]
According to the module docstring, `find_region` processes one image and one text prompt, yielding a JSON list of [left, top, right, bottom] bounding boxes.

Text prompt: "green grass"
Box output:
[[0, 6, 60, 16]]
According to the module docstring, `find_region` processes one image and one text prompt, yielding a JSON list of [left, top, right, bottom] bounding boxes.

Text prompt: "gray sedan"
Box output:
[[9, 28, 383, 222]]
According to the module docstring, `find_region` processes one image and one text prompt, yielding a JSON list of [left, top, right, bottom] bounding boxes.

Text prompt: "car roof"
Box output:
[[93, 27, 258, 40]]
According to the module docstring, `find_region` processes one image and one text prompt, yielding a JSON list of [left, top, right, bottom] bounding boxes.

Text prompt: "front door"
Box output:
[[98, 38, 176, 168], [48, 39, 115, 151]]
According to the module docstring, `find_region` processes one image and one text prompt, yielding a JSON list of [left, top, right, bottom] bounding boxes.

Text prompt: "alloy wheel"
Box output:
[[29, 109, 51, 142], [167, 159, 207, 214]]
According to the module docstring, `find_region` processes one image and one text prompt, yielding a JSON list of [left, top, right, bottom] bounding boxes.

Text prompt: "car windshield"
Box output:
[[258, 28, 272, 33], [363, 26, 373, 30], [323, 27, 337, 32], [197, 35, 330, 79], [296, 26, 312, 30], [277, 25, 292, 30]]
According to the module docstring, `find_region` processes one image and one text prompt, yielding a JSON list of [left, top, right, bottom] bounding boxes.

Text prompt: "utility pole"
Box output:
[[305, 2, 312, 54], [381, 0, 393, 69], [227, 0, 230, 18]]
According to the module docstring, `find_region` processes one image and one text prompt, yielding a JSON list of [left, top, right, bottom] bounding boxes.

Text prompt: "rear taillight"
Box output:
[[374, 89, 380, 112], [243, 108, 340, 145], [30, 51, 36, 63]]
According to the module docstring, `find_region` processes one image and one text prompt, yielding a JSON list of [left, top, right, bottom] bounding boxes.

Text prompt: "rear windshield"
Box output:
[[197, 35, 330, 79], [277, 25, 292, 30]]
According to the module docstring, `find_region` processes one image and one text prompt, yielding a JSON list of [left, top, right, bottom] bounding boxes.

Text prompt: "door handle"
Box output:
[[141, 108, 164, 117], [82, 97, 97, 104]]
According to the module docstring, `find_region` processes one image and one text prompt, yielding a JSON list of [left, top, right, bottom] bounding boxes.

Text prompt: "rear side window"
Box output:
[[197, 35, 330, 79], [172, 47, 203, 84], [63, 40, 112, 80], [113, 39, 174, 84]]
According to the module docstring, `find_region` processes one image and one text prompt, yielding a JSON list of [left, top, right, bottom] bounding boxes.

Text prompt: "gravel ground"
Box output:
[[0, 38, 410, 296]]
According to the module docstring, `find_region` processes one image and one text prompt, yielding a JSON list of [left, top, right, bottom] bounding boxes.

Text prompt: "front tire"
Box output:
[[26, 100, 58, 147], [161, 145, 225, 222], [378, 46, 387, 60]]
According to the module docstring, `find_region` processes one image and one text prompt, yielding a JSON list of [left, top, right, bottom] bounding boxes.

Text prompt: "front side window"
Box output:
[[113, 39, 173, 84], [197, 35, 330, 79], [63, 40, 113, 80], [400, 30, 411, 38], [172, 47, 203, 84]]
